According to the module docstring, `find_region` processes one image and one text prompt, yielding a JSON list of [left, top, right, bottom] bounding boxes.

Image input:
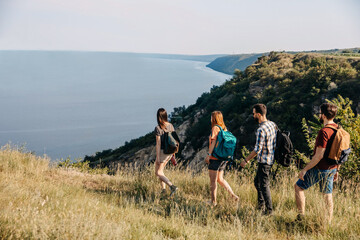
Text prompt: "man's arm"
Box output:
[[240, 129, 263, 168], [240, 150, 257, 167], [298, 147, 326, 180]]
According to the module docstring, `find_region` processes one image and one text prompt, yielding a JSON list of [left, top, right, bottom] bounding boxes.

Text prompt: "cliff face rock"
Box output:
[[109, 145, 156, 169], [177, 120, 190, 142], [218, 94, 235, 106], [179, 110, 207, 162], [249, 81, 264, 96], [187, 147, 208, 171], [193, 110, 205, 125], [133, 145, 156, 166], [181, 142, 195, 159]]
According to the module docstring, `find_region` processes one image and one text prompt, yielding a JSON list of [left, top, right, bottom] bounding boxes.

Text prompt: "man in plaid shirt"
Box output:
[[240, 103, 277, 215]]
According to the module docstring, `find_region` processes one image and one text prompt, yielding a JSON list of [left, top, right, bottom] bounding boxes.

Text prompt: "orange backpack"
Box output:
[[325, 125, 351, 165]]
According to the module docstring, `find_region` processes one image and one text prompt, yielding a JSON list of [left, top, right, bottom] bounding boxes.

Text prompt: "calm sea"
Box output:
[[0, 51, 230, 160]]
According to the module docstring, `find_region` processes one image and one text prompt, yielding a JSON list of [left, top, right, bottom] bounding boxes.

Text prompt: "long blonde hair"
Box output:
[[211, 111, 226, 130]]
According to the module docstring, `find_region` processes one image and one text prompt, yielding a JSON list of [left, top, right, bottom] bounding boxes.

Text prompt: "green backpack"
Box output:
[[212, 125, 237, 161]]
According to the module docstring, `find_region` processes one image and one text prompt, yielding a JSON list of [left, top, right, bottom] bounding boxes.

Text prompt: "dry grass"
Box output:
[[0, 146, 359, 239]]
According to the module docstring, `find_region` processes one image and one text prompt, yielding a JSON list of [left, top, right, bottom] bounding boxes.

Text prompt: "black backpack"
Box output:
[[274, 127, 293, 167], [163, 131, 180, 154]]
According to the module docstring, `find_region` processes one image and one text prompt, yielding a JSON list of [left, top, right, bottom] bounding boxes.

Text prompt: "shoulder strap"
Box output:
[[324, 124, 340, 131], [215, 125, 223, 131], [211, 125, 223, 138], [322, 125, 339, 160], [274, 122, 280, 132], [162, 122, 173, 133]]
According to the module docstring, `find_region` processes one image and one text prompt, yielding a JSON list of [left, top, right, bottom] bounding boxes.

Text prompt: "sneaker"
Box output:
[[169, 185, 178, 197], [205, 200, 217, 207], [295, 214, 305, 222]]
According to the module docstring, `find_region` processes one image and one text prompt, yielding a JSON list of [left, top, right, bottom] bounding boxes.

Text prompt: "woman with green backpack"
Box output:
[[154, 108, 178, 197], [205, 111, 239, 206]]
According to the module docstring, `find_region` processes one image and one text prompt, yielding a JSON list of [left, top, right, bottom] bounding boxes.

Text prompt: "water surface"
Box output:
[[0, 51, 230, 160]]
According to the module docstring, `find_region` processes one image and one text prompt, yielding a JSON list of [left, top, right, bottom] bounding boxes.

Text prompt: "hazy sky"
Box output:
[[0, 0, 359, 54]]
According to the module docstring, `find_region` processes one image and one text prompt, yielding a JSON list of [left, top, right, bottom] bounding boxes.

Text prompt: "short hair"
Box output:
[[320, 103, 337, 120], [253, 103, 267, 116]]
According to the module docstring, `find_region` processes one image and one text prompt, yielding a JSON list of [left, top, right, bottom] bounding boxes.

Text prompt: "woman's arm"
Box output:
[[209, 139, 216, 155], [155, 135, 161, 163], [205, 136, 217, 164]]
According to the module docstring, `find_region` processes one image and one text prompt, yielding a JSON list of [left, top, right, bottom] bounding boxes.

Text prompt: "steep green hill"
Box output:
[[206, 53, 265, 74], [85, 52, 360, 170], [206, 48, 360, 75]]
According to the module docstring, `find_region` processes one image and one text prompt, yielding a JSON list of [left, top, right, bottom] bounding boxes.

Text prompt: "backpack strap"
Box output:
[[324, 125, 339, 131], [322, 125, 339, 162], [211, 125, 222, 138], [162, 122, 174, 133], [216, 125, 228, 131]]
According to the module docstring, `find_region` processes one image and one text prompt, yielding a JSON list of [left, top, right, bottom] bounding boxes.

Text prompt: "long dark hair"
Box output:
[[157, 108, 168, 129]]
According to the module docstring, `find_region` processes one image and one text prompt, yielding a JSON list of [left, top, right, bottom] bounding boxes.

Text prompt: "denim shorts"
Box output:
[[296, 168, 337, 194]]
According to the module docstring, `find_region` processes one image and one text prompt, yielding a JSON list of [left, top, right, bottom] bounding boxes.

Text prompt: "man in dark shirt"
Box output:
[[295, 103, 339, 223]]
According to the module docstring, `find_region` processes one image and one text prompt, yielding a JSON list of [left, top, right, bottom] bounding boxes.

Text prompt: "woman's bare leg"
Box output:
[[155, 159, 172, 189], [217, 170, 239, 201], [209, 170, 219, 205]]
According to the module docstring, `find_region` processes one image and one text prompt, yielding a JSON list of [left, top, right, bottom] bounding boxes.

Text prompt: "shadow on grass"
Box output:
[[273, 215, 323, 235], [81, 181, 212, 224], [80, 177, 325, 237]]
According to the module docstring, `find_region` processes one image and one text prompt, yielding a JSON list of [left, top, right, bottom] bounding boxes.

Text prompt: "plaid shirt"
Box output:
[[254, 120, 277, 165]]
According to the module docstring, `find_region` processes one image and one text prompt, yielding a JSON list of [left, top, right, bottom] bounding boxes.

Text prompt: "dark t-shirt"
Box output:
[[314, 123, 338, 170]]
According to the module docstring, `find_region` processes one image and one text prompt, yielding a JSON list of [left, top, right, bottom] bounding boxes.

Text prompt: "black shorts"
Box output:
[[208, 160, 227, 171]]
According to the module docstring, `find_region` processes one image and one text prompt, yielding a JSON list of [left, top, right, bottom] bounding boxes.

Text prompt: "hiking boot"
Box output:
[[261, 209, 273, 216], [169, 185, 178, 197], [295, 214, 305, 222], [256, 205, 265, 211]]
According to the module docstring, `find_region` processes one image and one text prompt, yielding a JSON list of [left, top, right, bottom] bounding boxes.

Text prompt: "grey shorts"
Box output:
[[159, 151, 172, 163]]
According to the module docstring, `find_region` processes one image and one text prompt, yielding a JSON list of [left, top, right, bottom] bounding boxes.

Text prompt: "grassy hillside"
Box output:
[[1, 146, 359, 239], [206, 48, 360, 75], [85, 51, 360, 172]]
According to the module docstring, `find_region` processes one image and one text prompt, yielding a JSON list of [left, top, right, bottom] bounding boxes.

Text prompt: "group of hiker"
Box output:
[[154, 102, 351, 223]]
